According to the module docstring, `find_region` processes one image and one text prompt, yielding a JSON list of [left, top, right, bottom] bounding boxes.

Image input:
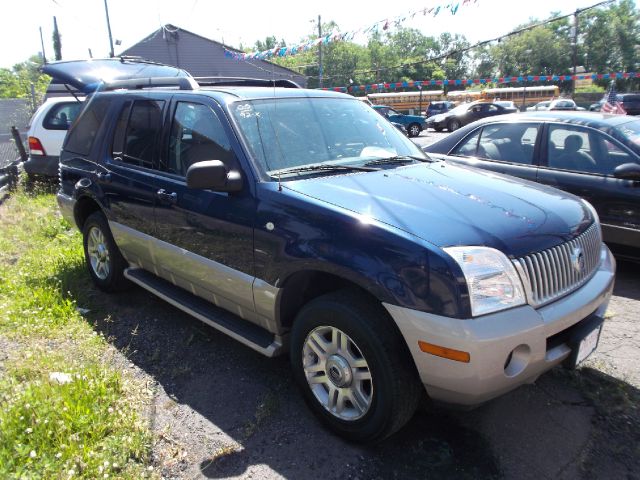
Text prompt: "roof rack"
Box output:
[[194, 77, 301, 89], [102, 76, 199, 91]]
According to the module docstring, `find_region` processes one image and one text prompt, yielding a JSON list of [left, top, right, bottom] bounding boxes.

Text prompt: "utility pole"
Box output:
[[572, 8, 579, 97], [103, 0, 115, 57], [39, 27, 47, 64], [317, 15, 323, 88]]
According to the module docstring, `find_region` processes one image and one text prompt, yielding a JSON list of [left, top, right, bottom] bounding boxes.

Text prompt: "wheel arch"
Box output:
[[276, 269, 397, 333], [74, 195, 103, 230]]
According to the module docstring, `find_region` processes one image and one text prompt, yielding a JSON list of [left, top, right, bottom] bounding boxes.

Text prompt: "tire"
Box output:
[[407, 123, 421, 138], [447, 119, 461, 132], [82, 211, 128, 292], [290, 290, 422, 443]]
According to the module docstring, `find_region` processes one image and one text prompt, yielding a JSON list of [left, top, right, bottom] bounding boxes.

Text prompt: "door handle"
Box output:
[[156, 189, 178, 204]]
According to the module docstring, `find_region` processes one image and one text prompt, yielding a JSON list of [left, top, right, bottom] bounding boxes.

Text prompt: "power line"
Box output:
[[308, 0, 615, 81]]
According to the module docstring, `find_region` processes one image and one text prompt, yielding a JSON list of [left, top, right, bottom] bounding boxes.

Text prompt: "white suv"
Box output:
[[24, 97, 84, 178]]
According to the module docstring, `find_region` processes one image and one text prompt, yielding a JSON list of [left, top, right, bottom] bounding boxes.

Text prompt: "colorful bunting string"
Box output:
[[320, 72, 640, 93], [223, 0, 478, 61]]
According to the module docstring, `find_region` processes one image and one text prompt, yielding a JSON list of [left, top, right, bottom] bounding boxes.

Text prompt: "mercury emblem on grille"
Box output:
[[570, 246, 585, 273]]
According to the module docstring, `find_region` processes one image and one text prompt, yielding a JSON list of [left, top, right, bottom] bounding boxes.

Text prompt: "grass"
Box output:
[[0, 186, 155, 479]]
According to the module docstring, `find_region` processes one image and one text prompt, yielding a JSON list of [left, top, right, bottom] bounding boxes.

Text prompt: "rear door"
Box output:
[[152, 95, 258, 317], [101, 94, 168, 269], [536, 123, 640, 248]]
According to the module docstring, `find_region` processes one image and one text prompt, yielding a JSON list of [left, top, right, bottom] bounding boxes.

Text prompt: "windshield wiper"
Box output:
[[269, 164, 380, 177], [364, 155, 432, 166]]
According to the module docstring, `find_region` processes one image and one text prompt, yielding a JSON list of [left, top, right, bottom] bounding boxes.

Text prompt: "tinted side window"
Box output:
[[451, 130, 481, 156], [166, 102, 233, 177], [471, 124, 540, 164], [122, 100, 165, 169], [63, 97, 110, 155], [547, 125, 597, 172], [43, 102, 83, 130], [111, 101, 131, 158]]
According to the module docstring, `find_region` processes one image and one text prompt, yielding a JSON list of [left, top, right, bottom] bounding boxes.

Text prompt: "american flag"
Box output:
[[601, 82, 626, 115]]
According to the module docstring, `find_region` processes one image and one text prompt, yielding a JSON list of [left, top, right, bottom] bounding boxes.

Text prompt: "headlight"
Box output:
[[582, 199, 600, 225], [444, 246, 526, 317]]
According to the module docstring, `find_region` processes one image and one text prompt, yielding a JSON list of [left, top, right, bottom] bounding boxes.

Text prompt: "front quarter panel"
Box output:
[[253, 183, 468, 318]]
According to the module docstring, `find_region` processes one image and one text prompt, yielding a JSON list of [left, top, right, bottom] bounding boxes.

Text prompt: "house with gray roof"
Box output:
[[119, 25, 307, 87]]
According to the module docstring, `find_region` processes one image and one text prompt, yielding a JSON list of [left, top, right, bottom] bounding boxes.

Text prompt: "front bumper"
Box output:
[[384, 244, 615, 406]]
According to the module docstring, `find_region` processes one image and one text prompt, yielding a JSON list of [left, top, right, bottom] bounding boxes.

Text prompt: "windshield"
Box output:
[[231, 97, 426, 176], [614, 119, 640, 154]]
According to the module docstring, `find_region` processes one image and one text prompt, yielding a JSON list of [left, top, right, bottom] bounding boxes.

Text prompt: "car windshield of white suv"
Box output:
[[231, 97, 426, 177]]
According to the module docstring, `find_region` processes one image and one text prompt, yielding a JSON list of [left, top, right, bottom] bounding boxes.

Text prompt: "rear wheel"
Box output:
[[447, 119, 461, 132], [82, 212, 128, 292], [290, 290, 422, 443], [407, 123, 422, 138]]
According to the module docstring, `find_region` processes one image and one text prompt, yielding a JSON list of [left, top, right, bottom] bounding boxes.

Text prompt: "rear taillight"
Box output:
[[28, 136, 46, 156]]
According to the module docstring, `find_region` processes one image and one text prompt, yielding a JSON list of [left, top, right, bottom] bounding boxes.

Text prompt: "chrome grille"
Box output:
[[513, 223, 602, 307]]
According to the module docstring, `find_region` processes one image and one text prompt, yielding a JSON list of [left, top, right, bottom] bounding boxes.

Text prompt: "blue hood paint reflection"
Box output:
[[283, 162, 592, 258]]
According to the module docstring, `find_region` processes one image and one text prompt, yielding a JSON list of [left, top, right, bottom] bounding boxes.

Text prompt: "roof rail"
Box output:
[[194, 77, 301, 89], [102, 76, 199, 91]]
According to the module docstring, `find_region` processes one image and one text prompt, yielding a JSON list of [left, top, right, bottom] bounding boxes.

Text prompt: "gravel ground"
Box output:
[[71, 256, 639, 480]]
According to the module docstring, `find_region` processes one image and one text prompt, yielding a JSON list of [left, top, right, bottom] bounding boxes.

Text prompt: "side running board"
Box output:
[[124, 268, 284, 357]]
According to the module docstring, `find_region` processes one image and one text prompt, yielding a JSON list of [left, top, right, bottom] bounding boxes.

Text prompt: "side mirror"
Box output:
[[613, 162, 640, 181], [186, 160, 243, 192]]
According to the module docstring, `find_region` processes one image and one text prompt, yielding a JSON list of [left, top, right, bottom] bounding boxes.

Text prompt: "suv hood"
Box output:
[[41, 59, 191, 93], [283, 162, 592, 258]]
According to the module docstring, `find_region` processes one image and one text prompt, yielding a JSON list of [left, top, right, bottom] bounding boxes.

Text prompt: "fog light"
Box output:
[[504, 344, 531, 377]]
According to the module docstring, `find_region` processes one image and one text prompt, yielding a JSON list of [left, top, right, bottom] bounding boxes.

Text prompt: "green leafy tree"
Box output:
[[0, 55, 50, 99]]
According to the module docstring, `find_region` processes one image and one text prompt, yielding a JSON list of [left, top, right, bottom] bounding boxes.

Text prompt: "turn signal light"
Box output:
[[28, 136, 46, 156], [418, 341, 470, 363]]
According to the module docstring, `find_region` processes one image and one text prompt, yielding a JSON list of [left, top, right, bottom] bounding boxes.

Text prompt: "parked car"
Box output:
[[527, 100, 551, 112], [424, 111, 640, 259], [616, 93, 640, 115], [372, 105, 427, 137], [391, 122, 408, 136], [24, 97, 84, 178], [426, 100, 454, 118], [53, 61, 614, 443], [589, 99, 605, 112], [548, 99, 583, 111], [494, 100, 517, 110], [426, 100, 517, 132], [588, 94, 640, 115]]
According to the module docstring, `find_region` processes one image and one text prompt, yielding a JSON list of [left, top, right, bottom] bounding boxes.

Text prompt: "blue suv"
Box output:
[[55, 61, 615, 443], [372, 105, 427, 137]]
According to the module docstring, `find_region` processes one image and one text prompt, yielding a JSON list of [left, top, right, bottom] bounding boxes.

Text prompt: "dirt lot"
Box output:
[[70, 256, 638, 480]]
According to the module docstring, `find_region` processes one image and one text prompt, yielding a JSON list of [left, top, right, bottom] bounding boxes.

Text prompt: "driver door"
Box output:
[[152, 95, 258, 314]]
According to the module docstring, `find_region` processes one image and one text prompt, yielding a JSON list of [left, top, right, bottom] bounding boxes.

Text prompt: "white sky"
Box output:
[[0, 0, 624, 70]]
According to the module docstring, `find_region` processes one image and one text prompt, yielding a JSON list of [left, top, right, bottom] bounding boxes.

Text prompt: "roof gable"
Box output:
[[119, 24, 307, 87]]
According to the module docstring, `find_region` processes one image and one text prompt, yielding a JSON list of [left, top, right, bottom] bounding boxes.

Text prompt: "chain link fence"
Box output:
[[1, 99, 31, 168]]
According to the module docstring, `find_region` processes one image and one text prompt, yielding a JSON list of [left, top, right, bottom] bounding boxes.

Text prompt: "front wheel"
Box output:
[[82, 212, 128, 292], [407, 123, 422, 138], [447, 119, 461, 132], [290, 290, 422, 443]]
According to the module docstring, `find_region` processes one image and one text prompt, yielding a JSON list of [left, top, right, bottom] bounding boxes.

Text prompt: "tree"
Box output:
[[0, 55, 50, 99], [53, 16, 62, 61]]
